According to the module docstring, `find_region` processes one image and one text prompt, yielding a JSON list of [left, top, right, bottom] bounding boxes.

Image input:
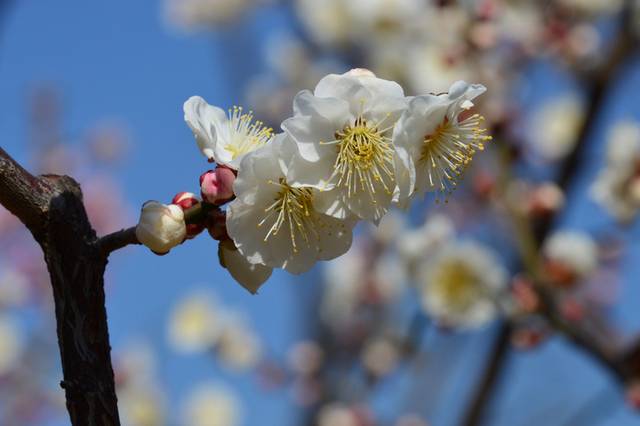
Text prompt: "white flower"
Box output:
[[543, 231, 598, 280], [218, 240, 272, 294], [226, 134, 355, 274], [282, 69, 407, 222], [591, 121, 640, 222], [317, 403, 359, 426], [182, 383, 241, 426], [530, 95, 584, 161], [135, 202, 186, 254], [0, 316, 22, 375], [184, 96, 273, 169], [216, 313, 262, 371], [167, 291, 221, 353], [397, 214, 455, 269], [393, 81, 490, 202], [418, 241, 507, 329]]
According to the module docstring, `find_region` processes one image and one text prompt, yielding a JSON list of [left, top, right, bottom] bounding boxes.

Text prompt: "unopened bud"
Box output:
[[200, 167, 235, 204], [172, 192, 204, 239], [206, 208, 228, 241], [560, 298, 585, 322], [345, 68, 376, 78], [135, 201, 186, 254]]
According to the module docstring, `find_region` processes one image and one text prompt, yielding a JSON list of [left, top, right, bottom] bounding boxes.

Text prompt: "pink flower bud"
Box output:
[[200, 167, 235, 204], [171, 192, 204, 239]]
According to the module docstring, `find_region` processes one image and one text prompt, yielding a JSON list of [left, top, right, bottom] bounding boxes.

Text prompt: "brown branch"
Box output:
[[97, 227, 139, 257], [0, 147, 120, 425]]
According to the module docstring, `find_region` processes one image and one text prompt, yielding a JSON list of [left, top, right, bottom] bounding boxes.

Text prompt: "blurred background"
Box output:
[[1, 0, 640, 425]]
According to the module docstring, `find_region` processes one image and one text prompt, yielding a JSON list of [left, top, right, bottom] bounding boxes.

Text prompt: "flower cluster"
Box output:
[[134, 69, 491, 292]]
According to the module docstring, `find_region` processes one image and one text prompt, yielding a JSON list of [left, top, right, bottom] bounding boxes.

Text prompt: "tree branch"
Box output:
[[0, 147, 120, 425]]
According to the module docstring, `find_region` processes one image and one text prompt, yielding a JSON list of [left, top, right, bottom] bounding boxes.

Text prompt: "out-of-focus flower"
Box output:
[[218, 240, 272, 293], [591, 121, 640, 222], [200, 168, 235, 204], [530, 96, 584, 160], [115, 344, 166, 426], [165, 0, 253, 30], [227, 135, 355, 274], [395, 414, 430, 426], [282, 69, 407, 222], [167, 291, 220, 353], [0, 316, 22, 375], [418, 241, 507, 329], [119, 386, 166, 426], [558, 0, 623, 16], [526, 182, 565, 217], [394, 80, 490, 202], [288, 340, 324, 376], [135, 201, 186, 254], [0, 268, 30, 307], [317, 403, 360, 426], [216, 314, 262, 371], [182, 383, 241, 426], [397, 214, 455, 270], [294, 0, 352, 46], [542, 231, 598, 286], [361, 336, 399, 378], [184, 96, 273, 169]]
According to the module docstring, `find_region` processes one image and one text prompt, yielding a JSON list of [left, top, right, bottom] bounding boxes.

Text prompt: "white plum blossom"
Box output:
[[530, 95, 584, 161], [226, 134, 355, 274], [165, 0, 253, 30], [418, 241, 507, 329], [135, 202, 186, 254], [393, 81, 490, 202], [543, 231, 598, 280], [282, 69, 407, 222], [184, 96, 273, 169], [591, 121, 640, 222], [182, 383, 241, 426], [0, 316, 22, 375], [167, 291, 221, 353]]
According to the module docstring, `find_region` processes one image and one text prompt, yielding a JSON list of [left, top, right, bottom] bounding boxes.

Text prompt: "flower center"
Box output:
[[225, 106, 273, 160], [331, 116, 395, 199], [419, 114, 491, 199], [432, 259, 480, 311], [258, 179, 318, 253]]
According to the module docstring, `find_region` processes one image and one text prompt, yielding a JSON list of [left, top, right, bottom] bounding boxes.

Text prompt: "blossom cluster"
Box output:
[[135, 69, 491, 292]]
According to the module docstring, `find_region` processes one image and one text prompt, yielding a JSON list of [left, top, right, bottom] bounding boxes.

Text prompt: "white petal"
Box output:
[[281, 115, 336, 163], [184, 96, 227, 161], [219, 241, 272, 294]]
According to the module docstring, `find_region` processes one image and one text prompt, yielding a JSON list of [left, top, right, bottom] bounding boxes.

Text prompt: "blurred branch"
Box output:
[[0, 147, 120, 425], [461, 6, 639, 426]]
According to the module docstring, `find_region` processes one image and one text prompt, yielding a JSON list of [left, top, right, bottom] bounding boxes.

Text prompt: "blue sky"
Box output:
[[2, 1, 640, 426]]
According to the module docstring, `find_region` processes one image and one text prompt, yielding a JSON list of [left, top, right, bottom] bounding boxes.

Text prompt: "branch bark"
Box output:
[[0, 147, 120, 425]]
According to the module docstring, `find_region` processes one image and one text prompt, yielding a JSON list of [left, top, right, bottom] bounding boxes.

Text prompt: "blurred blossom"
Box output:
[[165, 0, 253, 30], [0, 268, 30, 307], [395, 414, 430, 426], [530, 96, 584, 161], [168, 291, 221, 353], [119, 386, 166, 426], [397, 214, 455, 272], [83, 176, 132, 235], [361, 335, 399, 378], [558, 0, 623, 16], [591, 121, 640, 222], [317, 403, 360, 426], [369, 210, 406, 245], [0, 316, 23, 375], [418, 241, 507, 329], [294, 0, 352, 46], [288, 340, 324, 376], [216, 313, 262, 371], [182, 383, 241, 426], [543, 231, 598, 286]]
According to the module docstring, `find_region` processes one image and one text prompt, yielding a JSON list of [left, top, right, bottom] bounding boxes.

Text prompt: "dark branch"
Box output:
[[0, 147, 120, 425], [97, 227, 139, 257]]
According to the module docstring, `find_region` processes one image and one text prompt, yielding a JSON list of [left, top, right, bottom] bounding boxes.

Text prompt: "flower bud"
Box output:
[[200, 167, 235, 204], [206, 208, 228, 241], [345, 68, 376, 78], [135, 201, 186, 254], [172, 192, 204, 239]]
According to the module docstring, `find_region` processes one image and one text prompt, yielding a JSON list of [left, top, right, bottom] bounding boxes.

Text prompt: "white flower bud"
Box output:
[[135, 201, 187, 254]]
